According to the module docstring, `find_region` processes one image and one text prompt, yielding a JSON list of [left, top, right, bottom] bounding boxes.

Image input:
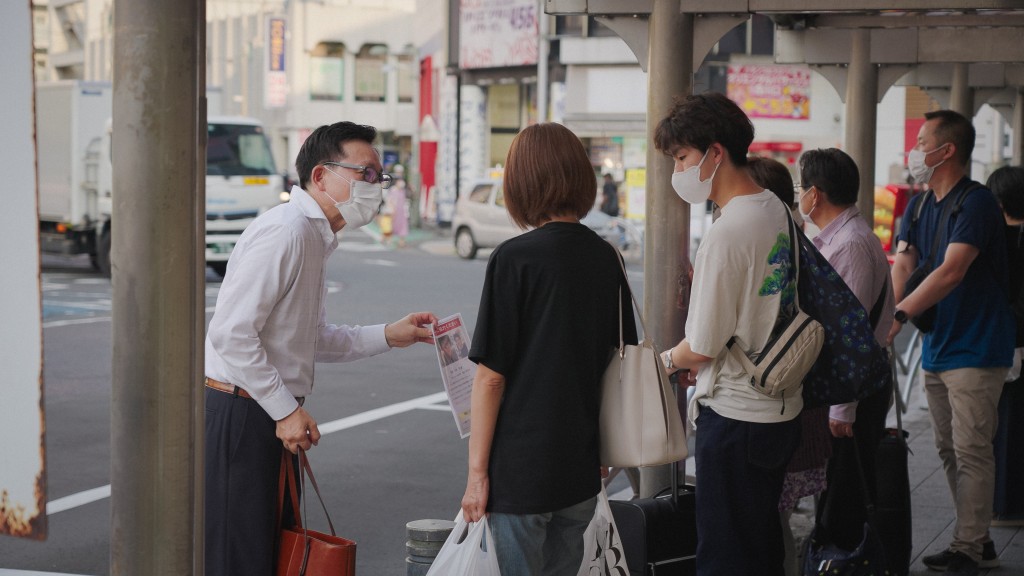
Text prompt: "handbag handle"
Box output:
[[612, 248, 653, 349], [279, 448, 339, 537]]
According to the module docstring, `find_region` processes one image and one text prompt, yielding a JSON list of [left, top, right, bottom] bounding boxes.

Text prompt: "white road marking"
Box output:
[[362, 258, 398, 267], [43, 391, 452, 519]]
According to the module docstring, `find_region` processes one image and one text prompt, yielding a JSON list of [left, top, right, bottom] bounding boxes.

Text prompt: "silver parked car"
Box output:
[[452, 179, 643, 260]]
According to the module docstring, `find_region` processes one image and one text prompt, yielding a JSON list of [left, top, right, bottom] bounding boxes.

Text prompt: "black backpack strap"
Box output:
[[868, 277, 889, 330]]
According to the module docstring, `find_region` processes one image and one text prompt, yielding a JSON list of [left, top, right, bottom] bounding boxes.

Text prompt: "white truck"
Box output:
[[36, 80, 285, 276]]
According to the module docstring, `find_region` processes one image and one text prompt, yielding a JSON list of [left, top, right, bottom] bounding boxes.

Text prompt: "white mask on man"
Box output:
[[671, 149, 720, 205], [323, 167, 383, 229], [907, 144, 948, 184]]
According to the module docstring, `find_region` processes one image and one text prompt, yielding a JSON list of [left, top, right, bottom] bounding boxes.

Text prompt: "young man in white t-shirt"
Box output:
[[657, 93, 800, 576]]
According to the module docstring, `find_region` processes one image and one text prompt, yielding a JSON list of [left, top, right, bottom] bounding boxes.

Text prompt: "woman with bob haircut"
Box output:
[[460, 122, 637, 575]]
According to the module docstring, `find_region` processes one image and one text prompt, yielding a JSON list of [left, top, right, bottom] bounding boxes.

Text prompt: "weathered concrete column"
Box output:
[[110, 0, 205, 573], [949, 63, 973, 118], [844, 29, 878, 225], [1013, 88, 1024, 166], [639, 0, 692, 498]]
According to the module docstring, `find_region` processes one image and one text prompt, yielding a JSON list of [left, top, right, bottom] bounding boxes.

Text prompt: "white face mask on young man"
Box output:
[[671, 148, 720, 205], [322, 167, 383, 229], [907, 143, 948, 184]]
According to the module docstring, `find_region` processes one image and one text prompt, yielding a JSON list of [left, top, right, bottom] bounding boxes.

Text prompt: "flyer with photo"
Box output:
[[432, 313, 475, 438]]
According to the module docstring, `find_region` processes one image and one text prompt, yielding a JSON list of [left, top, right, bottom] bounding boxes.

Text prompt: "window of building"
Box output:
[[310, 42, 345, 101], [397, 51, 414, 103], [355, 44, 387, 102]]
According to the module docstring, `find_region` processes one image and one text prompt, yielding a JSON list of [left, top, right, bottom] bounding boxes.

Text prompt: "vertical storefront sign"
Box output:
[[1, 0, 46, 540], [265, 17, 287, 109], [436, 75, 459, 224], [727, 64, 811, 120]]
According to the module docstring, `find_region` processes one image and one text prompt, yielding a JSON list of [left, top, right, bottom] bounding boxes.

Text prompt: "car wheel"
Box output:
[[455, 228, 478, 260]]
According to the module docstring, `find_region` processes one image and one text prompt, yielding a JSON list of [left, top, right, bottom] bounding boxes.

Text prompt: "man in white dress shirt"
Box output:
[[203, 121, 437, 576]]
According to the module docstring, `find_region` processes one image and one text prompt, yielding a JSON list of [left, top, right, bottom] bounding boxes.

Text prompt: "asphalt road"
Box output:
[[0, 229, 525, 575]]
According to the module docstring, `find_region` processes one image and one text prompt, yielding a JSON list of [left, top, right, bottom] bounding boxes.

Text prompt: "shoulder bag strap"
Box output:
[[612, 246, 651, 344], [868, 277, 889, 330], [727, 202, 804, 356], [922, 180, 982, 268]]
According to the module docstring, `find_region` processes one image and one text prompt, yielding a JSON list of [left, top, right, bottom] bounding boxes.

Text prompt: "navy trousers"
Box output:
[[205, 388, 297, 576], [695, 405, 801, 576]]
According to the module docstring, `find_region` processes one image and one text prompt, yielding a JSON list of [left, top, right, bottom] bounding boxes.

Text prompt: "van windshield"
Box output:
[[206, 123, 277, 176]]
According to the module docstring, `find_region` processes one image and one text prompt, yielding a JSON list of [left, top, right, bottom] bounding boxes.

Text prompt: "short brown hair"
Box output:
[[924, 109, 975, 167], [747, 156, 795, 207], [503, 123, 596, 229]]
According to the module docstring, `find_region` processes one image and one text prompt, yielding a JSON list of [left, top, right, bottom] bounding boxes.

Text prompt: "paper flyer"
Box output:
[[432, 313, 475, 438]]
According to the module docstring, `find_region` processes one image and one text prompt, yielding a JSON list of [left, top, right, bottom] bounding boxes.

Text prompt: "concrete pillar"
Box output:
[[949, 63, 973, 118], [844, 29, 878, 225], [1013, 89, 1023, 166], [110, 0, 205, 573], [639, 0, 692, 499], [537, 4, 549, 123]]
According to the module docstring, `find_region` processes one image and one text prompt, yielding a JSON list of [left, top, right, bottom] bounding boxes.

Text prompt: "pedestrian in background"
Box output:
[[600, 173, 620, 217], [747, 155, 831, 576], [656, 93, 801, 576], [986, 164, 1024, 526], [388, 177, 410, 248], [890, 110, 1014, 576], [204, 121, 437, 576], [461, 122, 636, 576], [796, 148, 895, 554]]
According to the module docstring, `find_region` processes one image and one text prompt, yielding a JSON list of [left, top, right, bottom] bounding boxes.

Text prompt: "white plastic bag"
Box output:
[[1007, 347, 1023, 382], [577, 487, 628, 576], [426, 513, 501, 576]]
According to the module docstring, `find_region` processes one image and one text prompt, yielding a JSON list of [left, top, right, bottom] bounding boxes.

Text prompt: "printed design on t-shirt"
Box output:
[[759, 231, 795, 309]]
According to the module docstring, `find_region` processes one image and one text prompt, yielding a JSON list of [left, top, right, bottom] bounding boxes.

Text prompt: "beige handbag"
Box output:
[[599, 258, 688, 468]]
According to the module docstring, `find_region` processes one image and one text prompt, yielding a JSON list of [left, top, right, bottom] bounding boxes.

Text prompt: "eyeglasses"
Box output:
[[323, 161, 393, 189]]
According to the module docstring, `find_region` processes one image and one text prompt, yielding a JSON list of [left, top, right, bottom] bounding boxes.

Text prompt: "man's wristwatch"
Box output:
[[661, 349, 677, 371], [893, 309, 909, 324]]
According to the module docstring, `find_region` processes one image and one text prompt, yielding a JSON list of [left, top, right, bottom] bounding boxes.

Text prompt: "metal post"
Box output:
[[110, 0, 205, 572], [949, 63, 972, 118], [1013, 89, 1023, 166], [537, 3, 549, 123], [844, 29, 878, 225], [639, 0, 692, 499]]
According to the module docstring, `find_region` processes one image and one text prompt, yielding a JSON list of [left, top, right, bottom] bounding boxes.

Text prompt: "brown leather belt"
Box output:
[[205, 377, 253, 399], [204, 377, 305, 406]]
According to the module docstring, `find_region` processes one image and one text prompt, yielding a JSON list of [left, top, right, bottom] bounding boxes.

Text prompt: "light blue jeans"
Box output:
[[488, 495, 597, 576]]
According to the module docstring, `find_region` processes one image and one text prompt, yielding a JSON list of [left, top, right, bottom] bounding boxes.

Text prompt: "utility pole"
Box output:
[[639, 0, 692, 498], [110, 0, 205, 572]]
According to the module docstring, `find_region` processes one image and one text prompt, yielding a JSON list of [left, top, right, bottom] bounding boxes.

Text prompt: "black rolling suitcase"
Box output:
[[608, 377, 697, 576], [608, 469, 697, 576], [874, 351, 912, 576]]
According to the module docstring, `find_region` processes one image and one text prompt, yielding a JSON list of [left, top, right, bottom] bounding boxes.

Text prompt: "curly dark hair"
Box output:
[[653, 92, 754, 167]]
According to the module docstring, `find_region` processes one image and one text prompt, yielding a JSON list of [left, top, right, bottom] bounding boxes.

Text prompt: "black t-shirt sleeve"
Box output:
[[470, 248, 519, 377]]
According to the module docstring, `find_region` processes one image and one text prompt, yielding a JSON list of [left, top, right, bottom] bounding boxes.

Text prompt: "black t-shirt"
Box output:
[[470, 222, 637, 514]]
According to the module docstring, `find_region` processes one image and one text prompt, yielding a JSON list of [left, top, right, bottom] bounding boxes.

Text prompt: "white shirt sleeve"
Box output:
[[206, 223, 303, 418]]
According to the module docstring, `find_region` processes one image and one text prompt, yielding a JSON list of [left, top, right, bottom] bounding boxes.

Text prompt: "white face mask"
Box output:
[[797, 187, 816, 225], [671, 149, 720, 205], [323, 167, 383, 229], [907, 144, 947, 184]]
